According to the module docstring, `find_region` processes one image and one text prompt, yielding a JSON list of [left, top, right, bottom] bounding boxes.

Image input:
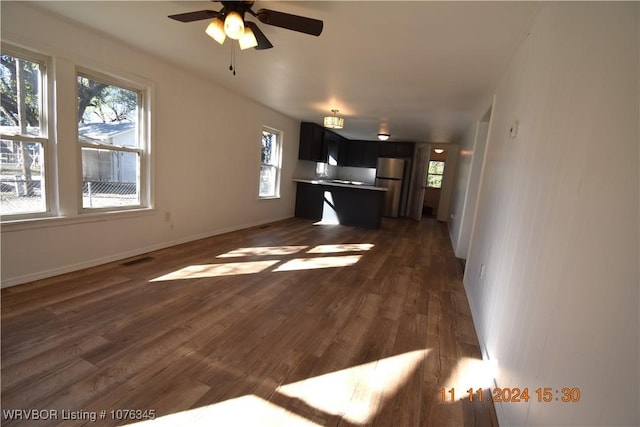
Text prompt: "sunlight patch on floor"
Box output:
[[126, 394, 321, 427], [273, 255, 362, 272], [127, 350, 429, 426], [442, 356, 498, 401], [278, 349, 430, 424], [150, 243, 374, 281], [150, 260, 280, 281], [307, 244, 374, 254], [217, 246, 308, 258]]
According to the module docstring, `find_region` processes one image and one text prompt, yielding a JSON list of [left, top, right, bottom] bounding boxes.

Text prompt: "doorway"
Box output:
[[407, 144, 458, 221], [423, 148, 447, 217]]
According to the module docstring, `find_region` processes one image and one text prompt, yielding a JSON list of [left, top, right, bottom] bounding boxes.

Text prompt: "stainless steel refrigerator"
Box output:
[[375, 158, 405, 217]]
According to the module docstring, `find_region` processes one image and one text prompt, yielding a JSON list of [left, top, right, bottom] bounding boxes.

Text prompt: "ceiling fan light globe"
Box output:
[[224, 11, 245, 40], [239, 27, 258, 50], [205, 18, 226, 44]]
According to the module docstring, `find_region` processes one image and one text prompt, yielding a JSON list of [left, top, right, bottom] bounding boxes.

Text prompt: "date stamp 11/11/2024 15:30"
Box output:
[[440, 387, 582, 404]]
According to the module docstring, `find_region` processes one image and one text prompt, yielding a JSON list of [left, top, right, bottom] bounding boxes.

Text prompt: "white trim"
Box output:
[[1, 207, 155, 232], [0, 44, 54, 220], [258, 126, 283, 199], [0, 215, 293, 288], [75, 69, 152, 213]]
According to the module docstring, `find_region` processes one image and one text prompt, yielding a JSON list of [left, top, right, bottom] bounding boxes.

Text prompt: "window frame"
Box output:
[[258, 126, 282, 200], [76, 68, 151, 213], [426, 160, 445, 189], [0, 44, 54, 221]]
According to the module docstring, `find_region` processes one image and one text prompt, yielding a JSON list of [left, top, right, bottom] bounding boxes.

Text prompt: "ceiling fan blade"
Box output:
[[256, 9, 323, 36], [245, 22, 273, 50], [168, 10, 220, 23]]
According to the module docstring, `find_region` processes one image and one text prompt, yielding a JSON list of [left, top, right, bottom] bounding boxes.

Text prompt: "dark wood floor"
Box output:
[[1, 218, 497, 427]]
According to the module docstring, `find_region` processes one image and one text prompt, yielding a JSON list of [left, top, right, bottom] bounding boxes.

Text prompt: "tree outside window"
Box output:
[[77, 74, 144, 209], [0, 52, 48, 217], [427, 161, 445, 188]]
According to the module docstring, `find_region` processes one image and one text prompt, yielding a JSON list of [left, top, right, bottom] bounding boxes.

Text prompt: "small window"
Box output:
[[78, 73, 147, 210], [427, 161, 445, 188], [259, 128, 282, 198], [1, 51, 49, 217]]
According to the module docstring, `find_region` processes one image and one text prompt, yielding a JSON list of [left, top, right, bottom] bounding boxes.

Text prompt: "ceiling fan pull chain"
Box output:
[[229, 44, 237, 76]]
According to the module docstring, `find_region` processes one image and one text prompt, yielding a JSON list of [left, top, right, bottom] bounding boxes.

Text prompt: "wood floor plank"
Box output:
[[1, 217, 497, 427]]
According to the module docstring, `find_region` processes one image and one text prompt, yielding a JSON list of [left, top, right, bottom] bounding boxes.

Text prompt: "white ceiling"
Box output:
[[32, 1, 539, 143]]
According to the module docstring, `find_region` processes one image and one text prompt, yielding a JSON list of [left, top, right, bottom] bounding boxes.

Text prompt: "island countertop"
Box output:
[[293, 178, 387, 191]]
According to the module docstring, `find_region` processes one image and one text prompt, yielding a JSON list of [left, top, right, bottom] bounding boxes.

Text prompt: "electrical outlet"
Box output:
[[164, 211, 171, 222], [479, 264, 485, 279]]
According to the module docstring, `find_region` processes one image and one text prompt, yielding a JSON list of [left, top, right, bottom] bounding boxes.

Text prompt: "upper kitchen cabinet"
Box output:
[[346, 140, 379, 168], [299, 122, 347, 165], [322, 129, 346, 166], [299, 122, 413, 165], [298, 122, 326, 161], [378, 141, 415, 158]]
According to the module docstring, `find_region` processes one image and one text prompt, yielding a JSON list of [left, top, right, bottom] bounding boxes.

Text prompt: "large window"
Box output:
[[0, 51, 49, 217], [259, 128, 282, 199], [78, 73, 146, 210]]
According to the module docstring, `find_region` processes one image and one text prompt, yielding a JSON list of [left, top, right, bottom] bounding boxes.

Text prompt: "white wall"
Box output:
[[1, 3, 300, 287], [449, 112, 490, 259], [436, 144, 458, 222], [463, 3, 639, 425]]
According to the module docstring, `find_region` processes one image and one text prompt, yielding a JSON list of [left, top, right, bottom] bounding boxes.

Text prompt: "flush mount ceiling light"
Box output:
[[377, 133, 390, 141], [324, 109, 345, 129], [434, 148, 445, 154]]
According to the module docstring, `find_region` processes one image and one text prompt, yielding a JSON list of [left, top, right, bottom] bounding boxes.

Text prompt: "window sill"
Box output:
[[258, 196, 281, 201], [1, 207, 155, 233]]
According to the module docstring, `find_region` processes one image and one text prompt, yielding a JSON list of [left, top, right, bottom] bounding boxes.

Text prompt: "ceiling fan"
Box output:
[[168, 1, 324, 51]]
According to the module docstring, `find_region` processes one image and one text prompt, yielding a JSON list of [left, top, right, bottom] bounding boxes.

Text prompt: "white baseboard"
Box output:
[[1, 216, 292, 288], [463, 279, 506, 425]]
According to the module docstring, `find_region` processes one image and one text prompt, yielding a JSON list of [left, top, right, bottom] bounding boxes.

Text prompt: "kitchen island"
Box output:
[[293, 179, 387, 229]]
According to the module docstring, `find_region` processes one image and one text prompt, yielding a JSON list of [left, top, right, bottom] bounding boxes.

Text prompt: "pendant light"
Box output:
[[323, 109, 344, 129]]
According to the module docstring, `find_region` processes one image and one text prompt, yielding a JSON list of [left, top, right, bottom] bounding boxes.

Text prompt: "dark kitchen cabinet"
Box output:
[[299, 122, 348, 165], [378, 141, 415, 158], [299, 122, 348, 164], [298, 122, 326, 161], [295, 181, 384, 229], [322, 130, 344, 166], [346, 140, 379, 167], [299, 122, 414, 164], [294, 182, 324, 220]]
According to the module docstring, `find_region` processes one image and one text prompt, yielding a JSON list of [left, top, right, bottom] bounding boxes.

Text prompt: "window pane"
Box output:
[[0, 139, 45, 215], [77, 76, 138, 148], [81, 148, 139, 208], [0, 54, 43, 137], [259, 165, 277, 198], [261, 130, 277, 165], [428, 161, 445, 175], [427, 174, 443, 189]]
